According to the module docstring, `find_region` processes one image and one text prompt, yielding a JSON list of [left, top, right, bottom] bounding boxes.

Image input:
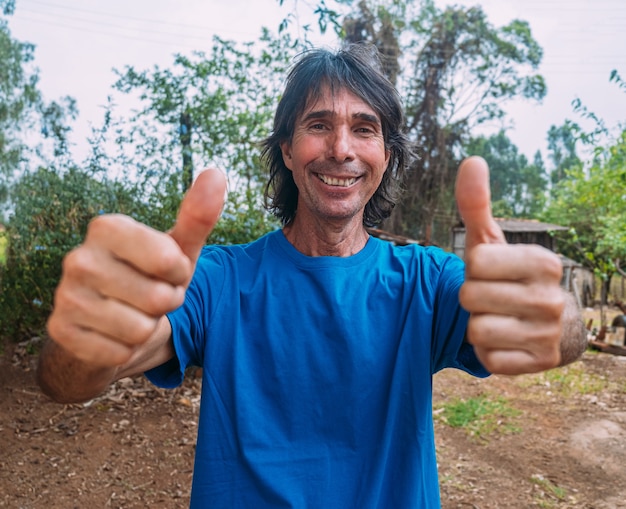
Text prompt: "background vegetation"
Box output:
[[0, 0, 624, 343]]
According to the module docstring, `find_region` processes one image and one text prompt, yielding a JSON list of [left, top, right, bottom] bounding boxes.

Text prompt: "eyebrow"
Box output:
[[301, 110, 382, 126]]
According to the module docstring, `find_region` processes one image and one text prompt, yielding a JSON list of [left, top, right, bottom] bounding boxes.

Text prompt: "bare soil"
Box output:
[[2, 312, 625, 508]]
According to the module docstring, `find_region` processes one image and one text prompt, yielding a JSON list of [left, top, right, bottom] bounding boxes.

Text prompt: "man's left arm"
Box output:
[[456, 156, 587, 375]]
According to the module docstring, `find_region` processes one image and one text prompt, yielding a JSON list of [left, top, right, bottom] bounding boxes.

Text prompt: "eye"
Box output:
[[355, 126, 377, 136]]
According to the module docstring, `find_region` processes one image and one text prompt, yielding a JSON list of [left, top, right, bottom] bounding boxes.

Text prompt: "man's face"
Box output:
[[280, 86, 390, 225]]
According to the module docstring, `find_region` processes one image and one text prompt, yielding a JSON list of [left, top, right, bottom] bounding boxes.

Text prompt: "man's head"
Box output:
[[262, 44, 410, 227]]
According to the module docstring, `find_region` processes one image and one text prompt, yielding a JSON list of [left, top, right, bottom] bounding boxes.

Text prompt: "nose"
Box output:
[[328, 127, 355, 163]]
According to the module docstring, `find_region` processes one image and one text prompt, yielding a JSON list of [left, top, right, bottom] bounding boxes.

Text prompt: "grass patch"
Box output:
[[531, 474, 567, 508], [519, 364, 609, 396], [435, 394, 521, 441]]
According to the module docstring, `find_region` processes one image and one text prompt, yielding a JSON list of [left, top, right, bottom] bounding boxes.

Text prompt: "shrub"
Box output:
[[0, 229, 6, 264], [0, 166, 278, 342], [0, 167, 154, 341]]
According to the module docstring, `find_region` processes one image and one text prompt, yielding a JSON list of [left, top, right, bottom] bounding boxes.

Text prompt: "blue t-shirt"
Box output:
[[146, 230, 488, 508]]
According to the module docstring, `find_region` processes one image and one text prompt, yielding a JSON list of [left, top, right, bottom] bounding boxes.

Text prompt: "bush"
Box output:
[[0, 167, 155, 341], [0, 229, 6, 264], [0, 166, 278, 343]]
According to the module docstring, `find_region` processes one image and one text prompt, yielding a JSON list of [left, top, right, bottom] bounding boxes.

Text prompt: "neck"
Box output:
[[283, 215, 369, 257]]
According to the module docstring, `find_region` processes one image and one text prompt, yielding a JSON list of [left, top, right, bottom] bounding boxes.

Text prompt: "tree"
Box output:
[[0, 165, 153, 340], [0, 0, 77, 217], [465, 131, 547, 218], [90, 31, 297, 243], [547, 121, 582, 188], [342, 0, 402, 86], [276, 0, 347, 44], [543, 129, 626, 305], [335, 0, 547, 245]]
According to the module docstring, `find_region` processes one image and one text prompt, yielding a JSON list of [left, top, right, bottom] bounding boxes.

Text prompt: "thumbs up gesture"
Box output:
[[455, 157, 565, 375], [46, 169, 227, 368]]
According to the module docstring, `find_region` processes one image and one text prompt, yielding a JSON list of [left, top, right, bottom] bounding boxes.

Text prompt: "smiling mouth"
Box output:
[[317, 174, 358, 187]]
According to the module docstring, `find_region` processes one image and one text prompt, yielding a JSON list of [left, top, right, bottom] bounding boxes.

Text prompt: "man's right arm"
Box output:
[[37, 316, 174, 404], [36, 169, 227, 404]]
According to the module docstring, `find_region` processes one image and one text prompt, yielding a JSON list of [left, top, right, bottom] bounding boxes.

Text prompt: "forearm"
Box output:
[[37, 339, 119, 404], [558, 290, 588, 366], [38, 317, 175, 404]]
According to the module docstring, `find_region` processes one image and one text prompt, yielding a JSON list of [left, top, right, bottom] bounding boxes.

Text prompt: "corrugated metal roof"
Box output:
[[453, 218, 568, 233], [494, 218, 568, 233]]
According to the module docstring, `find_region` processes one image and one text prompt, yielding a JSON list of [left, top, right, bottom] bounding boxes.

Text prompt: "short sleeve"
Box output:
[[430, 251, 490, 378], [144, 247, 227, 388]]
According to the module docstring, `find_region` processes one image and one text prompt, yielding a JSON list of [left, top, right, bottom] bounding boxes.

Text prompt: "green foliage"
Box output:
[[542, 71, 625, 305], [465, 131, 548, 218], [340, 0, 547, 242], [0, 25, 301, 342], [0, 0, 15, 16], [0, 166, 155, 341], [277, 0, 346, 40], [0, 4, 77, 217], [543, 129, 626, 296], [90, 31, 290, 244], [0, 228, 6, 264], [547, 121, 582, 188], [526, 364, 609, 396], [0, 10, 38, 197], [212, 188, 279, 246], [435, 394, 521, 441], [530, 474, 567, 507]]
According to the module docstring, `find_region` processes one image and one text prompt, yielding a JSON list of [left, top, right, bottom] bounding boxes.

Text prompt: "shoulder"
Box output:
[[198, 230, 280, 261], [192, 230, 284, 281], [373, 237, 464, 271]]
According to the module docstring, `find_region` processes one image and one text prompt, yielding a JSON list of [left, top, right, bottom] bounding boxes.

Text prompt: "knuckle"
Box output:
[[463, 245, 484, 275], [527, 328, 562, 370], [46, 314, 71, 344], [126, 316, 158, 345], [87, 213, 129, 238], [458, 282, 477, 311], [532, 286, 565, 318], [536, 349, 561, 371], [84, 215, 112, 242], [62, 247, 96, 280], [142, 283, 179, 316], [152, 238, 188, 278], [53, 283, 87, 315], [46, 320, 85, 358], [465, 317, 486, 346], [530, 246, 563, 280], [543, 252, 564, 280]]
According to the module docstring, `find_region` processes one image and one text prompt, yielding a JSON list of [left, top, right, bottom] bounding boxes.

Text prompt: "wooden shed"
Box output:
[[451, 218, 568, 260]]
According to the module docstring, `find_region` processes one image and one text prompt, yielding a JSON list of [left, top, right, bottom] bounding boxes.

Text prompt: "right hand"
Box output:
[[47, 169, 227, 367]]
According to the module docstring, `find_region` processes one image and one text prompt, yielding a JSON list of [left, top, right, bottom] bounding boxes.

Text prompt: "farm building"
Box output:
[[451, 218, 568, 259], [451, 218, 598, 306]]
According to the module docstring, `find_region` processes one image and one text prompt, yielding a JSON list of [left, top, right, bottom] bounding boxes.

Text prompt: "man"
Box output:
[[38, 45, 587, 508]]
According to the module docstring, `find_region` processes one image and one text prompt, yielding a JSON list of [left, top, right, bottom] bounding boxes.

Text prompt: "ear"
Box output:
[[280, 141, 293, 171]]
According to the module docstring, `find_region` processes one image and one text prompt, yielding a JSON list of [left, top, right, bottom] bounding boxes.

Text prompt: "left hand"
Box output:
[[455, 156, 565, 375]]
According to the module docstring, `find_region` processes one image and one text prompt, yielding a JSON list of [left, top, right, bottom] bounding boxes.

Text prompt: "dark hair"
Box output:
[[262, 43, 411, 227]]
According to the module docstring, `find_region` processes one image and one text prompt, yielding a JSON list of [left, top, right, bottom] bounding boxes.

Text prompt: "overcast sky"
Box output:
[[7, 0, 626, 163]]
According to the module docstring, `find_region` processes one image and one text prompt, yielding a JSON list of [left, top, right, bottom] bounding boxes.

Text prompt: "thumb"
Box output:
[[455, 156, 505, 250], [169, 168, 227, 265]]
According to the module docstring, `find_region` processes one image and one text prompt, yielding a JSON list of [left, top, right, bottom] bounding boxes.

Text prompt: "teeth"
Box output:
[[318, 174, 357, 187]]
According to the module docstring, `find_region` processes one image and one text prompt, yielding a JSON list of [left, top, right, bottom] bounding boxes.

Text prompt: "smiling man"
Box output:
[[280, 87, 390, 246], [38, 44, 587, 508]]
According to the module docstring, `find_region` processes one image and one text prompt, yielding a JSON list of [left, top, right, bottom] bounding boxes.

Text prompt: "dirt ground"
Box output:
[[1, 310, 625, 509]]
